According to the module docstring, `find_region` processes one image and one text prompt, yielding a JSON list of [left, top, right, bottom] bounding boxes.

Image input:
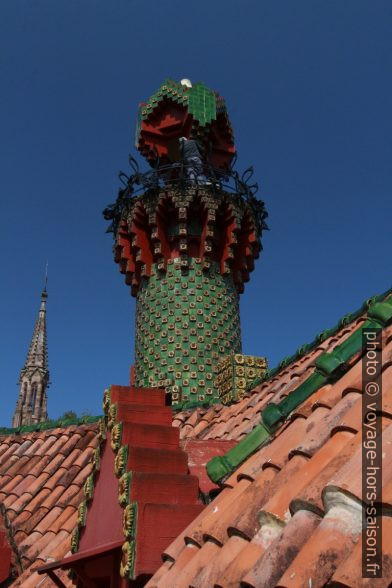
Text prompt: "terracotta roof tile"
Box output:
[[36, 528, 69, 562], [48, 434, 77, 456], [43, 466, 69, 491], [331, 515, 392, 587], [169, 540, 220, 587], [60, 447, 82, 469], [4, 456, 30, 480], [152, 544, 199, 587], [75, 428, 98, 450], [55, 465, 80, 489], [189, 478, 254, 547], [218, 541, 263, 588], [0, 441, 11, 458], [23, 436, 45, 457], [0, 421, 99, 585], [235, 415, 310, 478], [242, 509, 322, 588], [7, 492, 34, 516], [32, 434, 59, 456], [50, 505, 77, 534], [52, 433, 83, 459], [34, 506, 63, 534], [150, 306, 392, 587], [226, 462, 299, 541], [66, 486, 85, 509], [12, 509, 31, 530], [0, 474, 24, 495], [16, 507, 49, 536], [54, 482, 80, 507], [18, 529, 43, 553], [43, 535, 72, 565], [72, 462, 93, 486], [13, 473, 44, 497], [193, 535, 249, 587], [0, 443, 21, 467], [277, 502, 361, 587], [13, 529, 28, 546], [42, 453, 66, 475], [22, 530, 57, 565], [71, 446, 93, 469], [23, 488, 51, 514], [325, 420, 392, 505], [15, 455, 44, 478]]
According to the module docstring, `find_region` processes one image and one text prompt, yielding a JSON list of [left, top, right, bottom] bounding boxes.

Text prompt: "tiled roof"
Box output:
[[0, 421, 100, 586], [172, 315, 366, 442], [148, 302, 392, 586]]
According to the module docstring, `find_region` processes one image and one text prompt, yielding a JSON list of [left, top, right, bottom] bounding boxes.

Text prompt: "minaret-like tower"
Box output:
[[12, 288, 50, 427], [104, 79, 268, 409]]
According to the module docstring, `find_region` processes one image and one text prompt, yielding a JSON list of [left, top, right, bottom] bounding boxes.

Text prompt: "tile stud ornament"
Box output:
[[104, 79, 268, 409]]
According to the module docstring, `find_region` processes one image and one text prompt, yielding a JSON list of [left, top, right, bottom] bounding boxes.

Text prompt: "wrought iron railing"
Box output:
[[103, 154, 269, 237]]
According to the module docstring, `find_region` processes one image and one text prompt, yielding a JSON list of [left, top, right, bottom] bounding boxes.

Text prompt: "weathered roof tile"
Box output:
[[0, 421, 99, 585], [149, 302, 392, 586]]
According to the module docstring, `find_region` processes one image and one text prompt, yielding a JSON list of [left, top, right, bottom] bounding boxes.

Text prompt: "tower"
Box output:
[[104, 79, 268, 409], [12, 287, 50, 427]]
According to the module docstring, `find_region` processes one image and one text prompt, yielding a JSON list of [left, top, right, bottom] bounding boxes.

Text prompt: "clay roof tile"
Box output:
[[213, 538, 262, 587], [242, 509, 322, 588], [330, 516, 392, 587], [33, 506, 63, 534], [149, 293, 392, 587], [23, 436, 45, 457], [60, 447, 82, 469], [0, 442, 22, 468], [32, 434, 59, 456], [0, 423, 97, 585]]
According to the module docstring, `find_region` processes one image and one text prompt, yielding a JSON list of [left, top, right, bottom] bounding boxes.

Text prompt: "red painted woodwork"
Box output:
[[121, 422, 179, 451], [37, 541, 125, 588], [0, 529, 12, 583], [181, 438, 238, 495], [116, 403, 172, 427], [41, 385, 205, 585], [78, 442, 124, 553], [125, 446, 188, 475], [129, 472, 199, 505], [135, 503, 204, 575], [118, 387, 204, 577], [110, 385, 166, 407]]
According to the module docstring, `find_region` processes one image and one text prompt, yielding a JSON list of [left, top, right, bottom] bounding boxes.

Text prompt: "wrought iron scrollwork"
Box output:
[[103, 153, 269, 237]]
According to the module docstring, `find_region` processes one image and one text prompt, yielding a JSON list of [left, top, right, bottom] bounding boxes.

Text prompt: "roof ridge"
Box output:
[[248, 285, 392, 390], [207, 293, 392, 483], [0, 415, 102, 437]]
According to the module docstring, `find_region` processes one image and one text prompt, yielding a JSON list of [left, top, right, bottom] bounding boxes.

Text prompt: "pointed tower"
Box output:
[[12, 288, 50, 427]]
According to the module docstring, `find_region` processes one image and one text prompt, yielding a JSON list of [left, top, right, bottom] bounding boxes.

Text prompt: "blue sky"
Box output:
[[1, 0, 391, 425]]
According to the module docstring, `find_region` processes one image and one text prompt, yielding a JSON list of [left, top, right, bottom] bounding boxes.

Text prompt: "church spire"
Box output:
[[12, 284, 50, 427]]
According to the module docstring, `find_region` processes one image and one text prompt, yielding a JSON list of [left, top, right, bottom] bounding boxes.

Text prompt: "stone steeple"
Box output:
[[12, 287, 50, 427]]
